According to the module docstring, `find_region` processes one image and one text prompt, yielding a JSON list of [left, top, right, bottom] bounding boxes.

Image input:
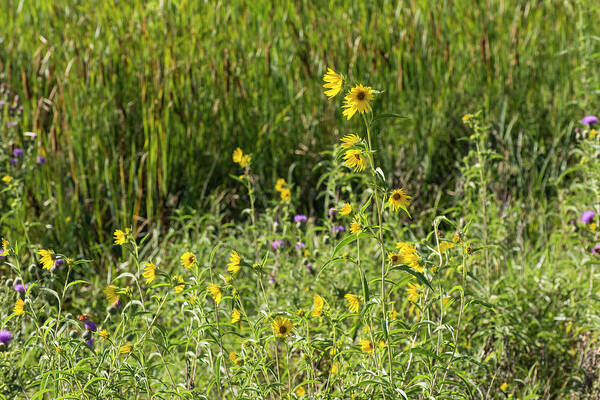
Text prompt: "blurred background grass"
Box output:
[[0, 0, 598, 253]]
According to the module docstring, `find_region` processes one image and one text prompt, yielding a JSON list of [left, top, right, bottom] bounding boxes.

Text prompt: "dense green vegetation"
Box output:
[[1, 1, 600, 399]]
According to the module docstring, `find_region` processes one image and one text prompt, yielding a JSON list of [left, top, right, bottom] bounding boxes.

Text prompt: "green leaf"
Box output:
[[332, 232, 375, 258]]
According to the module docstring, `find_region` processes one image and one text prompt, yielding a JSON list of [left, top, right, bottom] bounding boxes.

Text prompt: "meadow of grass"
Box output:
[[1, 0, 600, 399]]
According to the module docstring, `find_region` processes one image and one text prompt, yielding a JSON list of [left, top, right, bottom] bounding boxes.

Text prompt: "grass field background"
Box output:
[[1, 1, 600, 399]]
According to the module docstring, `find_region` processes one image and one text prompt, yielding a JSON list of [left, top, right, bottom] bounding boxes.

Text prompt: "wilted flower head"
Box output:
[[36, 156, 46, 164], [582, 115, 598, 125], [0, 329, 13, 344], [581, 210, 595, 224], [294, 214, 307, 223], [13, 148, 23, 157], [54, 258, 65, 268]]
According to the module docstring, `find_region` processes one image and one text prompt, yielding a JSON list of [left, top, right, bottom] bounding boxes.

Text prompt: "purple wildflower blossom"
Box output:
[[328, 208, 336, 216], [0, 249, 5, 258], [273, 220, 279, 228], [85, 338, 94, 347], [0, 100, 5, 107], [272, 240, 284, 250], [581, 210, 595, 224], [7, 121, 17, 128], [13, 148, 23, 157], [268, 278, 276, 284], [331, 225, 345, 233], [54, 259, 65, 268], [36, 156, 46, 164], [0, 329, 13, 344], [593, 244, 600, 256], [84, 321, 98, 332], [294, 214, 307, 223], [10, 158, 18, 165], [305, 263, 314, 273], [13, 282, 28, 292], [582, 115, 599, 125], [295, 242, 305, 250]]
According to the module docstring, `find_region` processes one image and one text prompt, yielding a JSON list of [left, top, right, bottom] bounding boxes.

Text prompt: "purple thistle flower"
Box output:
[[10, 158, 18, 165], [582, 115, 599, 125], [36, 156, 46, 164], [328, 208, 336, 216], [271, 240, 284, 250], [0, 329, 13, 344], [305, 263, 314, 273], [295, 242, 305, 250], [0, 249, 5, 258], [84, 321, 98, 332], [13, 282, 28, 292], [268, 278, 276, 284], [294, 214, 307, 223], [7, 121, 17, 128], [85, 338, 94, 347], [13, 148, 24, 157], [54, 259, 65, 268], [331, 225, 345, 233], [581, 210, 595, 224], [273, 220, 279, 228], [593, 244, 600, 256]]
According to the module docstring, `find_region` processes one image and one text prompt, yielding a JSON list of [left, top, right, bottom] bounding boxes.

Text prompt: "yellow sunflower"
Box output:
[[142, 261, 156, 284], [206, 282, 223, 305], [343, 149, 367, 172], [345, 293, 360, 313], [113, 228, 129, 245], [342, 84, 374, 120], [227, 250, 241, 274], [231, 308, 241, 323], [360, 338, 374, 354], [406, 282, 423, 303], [322, 67, 343, 99], [280, 188, 291, 202], [232, 147, 243, 164], [350, 217, 362, 235], [14, 298, 25, 316], [340, 133, 361, 149], [339, 203, 352, 216], [38, 249, 54, 270], [103, 285, 120, 305], [271, 316, 293, 337], [296, 386, 306, 397], [312, 294, 324, 317], [180, 252, 196, 268], [2, 175, 12, 183], [387, 188, 411, 212], [388, 252, 402, 265], [120, 344, 132, 354]]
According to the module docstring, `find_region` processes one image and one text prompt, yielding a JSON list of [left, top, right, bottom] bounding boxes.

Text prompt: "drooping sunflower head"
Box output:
[[206, 282, 223, 305], [271, 316, 293, 338], [312, 294, 324, 317], [345, 293, 360, 313], [38, 249, 54, 270], [322, 68, 343, 99], [142, 261, 156, 284], [180, 252, 196, 268], [340, 133, 361, 149], [342, 84, 374, 120], [387, 188, 411, 212], [360, 338, 374, 354], [14, 298, 25, 316], [406, 282, 424, 303], [343, 149, 367, 172], [113, 229, 128, 245], [231, 308, 241, 323], [103, 285, 120, 305], [227, 250, 242, 273]]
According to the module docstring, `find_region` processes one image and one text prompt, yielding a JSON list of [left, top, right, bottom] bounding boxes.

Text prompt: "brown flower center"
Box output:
[[279, 326, 287, 334], [357, 91, 366, 100], [392, 193, 402, 201]]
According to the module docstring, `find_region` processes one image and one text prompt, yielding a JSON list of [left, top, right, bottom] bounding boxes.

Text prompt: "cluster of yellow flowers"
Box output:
[[274, 178, 291, 202], [232, 147, 251, 168]]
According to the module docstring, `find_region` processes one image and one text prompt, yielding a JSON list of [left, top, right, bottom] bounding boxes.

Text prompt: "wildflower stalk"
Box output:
[[361, 112, 394, 387]]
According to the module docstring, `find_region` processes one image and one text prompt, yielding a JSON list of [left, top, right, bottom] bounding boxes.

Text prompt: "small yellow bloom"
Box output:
[[312, 294, 324, 317], [349, 217, 362, 235], [180, 252, 196, 268], [340, 133, 361, 149], [343, 149, 367, 172], [339, 203, 352, 216], [120, 344, 132, 354], [232, 147, 243, 163], [590, 129, 597, 139], [322, 67, 343, 99], [103, 285, 120, 305], [38, 249, 54, 270], [330, 362, 339, 374], [229, 351, 242, 365], [390, 308, 398, 321], [272, 316, 293, 337], [113, 229, 129, 245], [280, 188, 291, 202], [240, 154, 251, 167], [462, 113, 474, 122], [360, 338, 374, 354], [142, 261, 156, 284], [206, 282, 223, 305], [99, 330, 109, 340], [345, 293, 359, 313], [231, 308, 241, 323], [14, 298, 25, 316], [174, 275, 184, 294], [378, 340, 386, 349], [227, 250, 241, 274], [342, 84, 374, 120], [439, 241, 454, 254], [500, 382, 508, 392], [275, 178, 287, 192], [296, 386, 306, 397], [2, 175, 12, 183], [590, 223, 597, 232], [387, 188, 411, 212], [406, 282, 423, 303]]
